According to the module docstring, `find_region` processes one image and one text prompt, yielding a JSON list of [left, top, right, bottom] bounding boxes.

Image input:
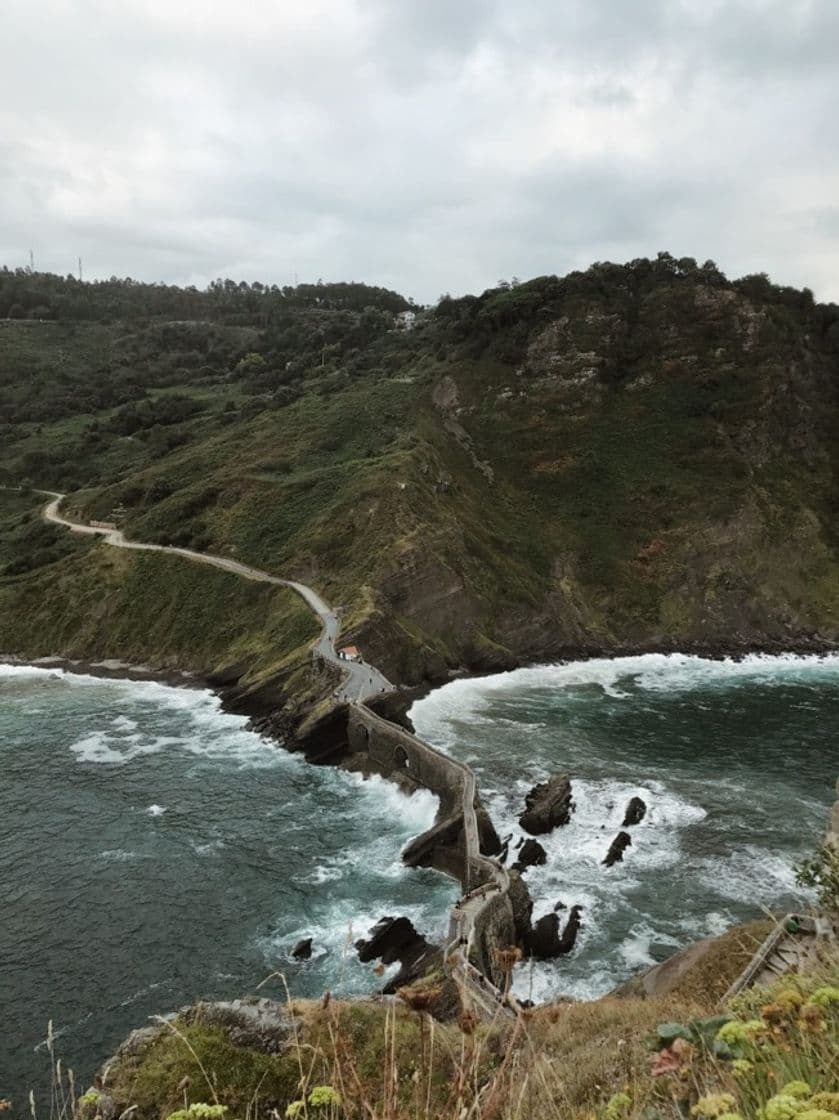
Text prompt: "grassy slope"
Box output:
[[73, 924, 838, 1120], [3, 266, 839, 690], [0, 491, 318, 687]]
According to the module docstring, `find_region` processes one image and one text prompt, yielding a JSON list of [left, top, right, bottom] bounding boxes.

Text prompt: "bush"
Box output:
[[795, 841, 839, 914]]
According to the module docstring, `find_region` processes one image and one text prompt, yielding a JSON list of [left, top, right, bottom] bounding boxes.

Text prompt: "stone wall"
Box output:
[[347, 704, 464, 818]]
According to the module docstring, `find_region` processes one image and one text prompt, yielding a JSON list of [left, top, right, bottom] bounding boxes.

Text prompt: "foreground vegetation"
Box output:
[[31, 930, 838, 1120]]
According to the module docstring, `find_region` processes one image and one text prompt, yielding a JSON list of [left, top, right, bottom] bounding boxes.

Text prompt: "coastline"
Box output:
[[5, 643, 836, 1076], [6, 632, 839, 743], [0, 652, 207, 690]]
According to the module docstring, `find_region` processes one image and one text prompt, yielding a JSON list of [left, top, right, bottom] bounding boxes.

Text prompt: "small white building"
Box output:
[[338, 645, 362, 662]]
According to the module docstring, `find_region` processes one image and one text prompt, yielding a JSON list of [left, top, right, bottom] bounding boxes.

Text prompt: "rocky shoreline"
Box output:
[[5, 633, 839, 756]]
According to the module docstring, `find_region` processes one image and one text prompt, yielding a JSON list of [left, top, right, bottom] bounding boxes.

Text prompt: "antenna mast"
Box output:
[[78, 257, 83, 282]]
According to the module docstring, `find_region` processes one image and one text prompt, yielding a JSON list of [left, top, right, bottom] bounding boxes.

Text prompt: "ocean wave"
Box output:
[[113, 715, 139, 731], [697, 846, 807, 905], [99, 848, 148, 862], [0, 662, 68, 681], [343, 772, 440, 834], [71, 731, 142, 764], [409, 652, 839, 737]]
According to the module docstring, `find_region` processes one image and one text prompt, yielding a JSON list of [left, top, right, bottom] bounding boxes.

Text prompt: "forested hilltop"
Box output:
[[2, 254, 839, 703]]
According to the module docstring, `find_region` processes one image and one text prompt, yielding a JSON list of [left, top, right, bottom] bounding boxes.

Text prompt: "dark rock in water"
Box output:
[[355, 916, 442, 993], [356, 916, 419, 964], [292, 937, 313, 960], [621, 796, 647, 827], [499, 839, 510, 864], [602, 831, 632, 867], [512, 837, 548, 873], [528, 905, 583, 958], [528, 912, 562, 958], [477, 803, 502, 855], [519, 773, 574, 835], [558, 905, 583, 953], [553, 899, 566, 911]]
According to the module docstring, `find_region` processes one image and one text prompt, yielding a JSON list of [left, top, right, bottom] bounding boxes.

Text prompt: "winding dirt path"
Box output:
[[39, 491, 392, 702]]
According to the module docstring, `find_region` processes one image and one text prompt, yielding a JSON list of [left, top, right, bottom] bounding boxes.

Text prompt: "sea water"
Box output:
[[0, 665, 453, 1103], [2, 654, 838, 1100], [410, 652, 839, 1003]]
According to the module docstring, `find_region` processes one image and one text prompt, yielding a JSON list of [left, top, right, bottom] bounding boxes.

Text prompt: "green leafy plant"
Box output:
[[795, 842, 839, 914], [166, 1105, 227, 1120]]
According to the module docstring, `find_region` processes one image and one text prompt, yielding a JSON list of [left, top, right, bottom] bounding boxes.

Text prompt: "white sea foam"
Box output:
[[698, 846, 806, 904], [146, 804, 166, 817], [0, 663, 68, 681], [71, 731, 141, 764], [304, 863, 345, 885], [343, 772, 440, 835], [259, 885, 456, 998], [409, 652, 839, 741], [619, 929, 656, 970], [190, 839, 225, 856], [99, 848, 145, 862]]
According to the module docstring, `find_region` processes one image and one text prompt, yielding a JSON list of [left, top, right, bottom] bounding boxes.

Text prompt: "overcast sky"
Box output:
[[1, 0, 837, 303]]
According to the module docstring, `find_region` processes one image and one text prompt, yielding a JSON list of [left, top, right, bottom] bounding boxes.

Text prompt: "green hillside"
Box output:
[[2, 256, 839, 691]]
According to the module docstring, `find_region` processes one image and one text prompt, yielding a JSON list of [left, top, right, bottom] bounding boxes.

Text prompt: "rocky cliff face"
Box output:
[[350, 265, 839, 683]]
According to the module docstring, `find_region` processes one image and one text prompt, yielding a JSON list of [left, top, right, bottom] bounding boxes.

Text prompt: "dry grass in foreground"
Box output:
[[26, 940, 838, 1120]]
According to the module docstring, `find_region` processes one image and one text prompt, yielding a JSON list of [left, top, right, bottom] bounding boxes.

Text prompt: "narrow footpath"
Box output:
[[37, 490, 517, 1020], [40, 491, 391, 702]]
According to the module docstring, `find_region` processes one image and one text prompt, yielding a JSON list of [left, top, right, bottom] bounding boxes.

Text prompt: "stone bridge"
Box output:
[[348, 702, 522, 1002]]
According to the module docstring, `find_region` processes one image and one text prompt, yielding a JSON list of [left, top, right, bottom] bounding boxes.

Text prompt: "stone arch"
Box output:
[[393, 744, 410, 771]]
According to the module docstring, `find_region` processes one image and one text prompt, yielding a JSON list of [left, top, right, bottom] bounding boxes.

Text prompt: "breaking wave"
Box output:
[[411, 652, 839, 1001]]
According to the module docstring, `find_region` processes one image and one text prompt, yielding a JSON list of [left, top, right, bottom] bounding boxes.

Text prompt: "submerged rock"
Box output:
[[621, 796, 647, 827], [602, 831, 632, 867], [355, 916, 442, 993], [512, 837, 548, 873], [292, 937, 313, 960], [519, 773, 574, 835]]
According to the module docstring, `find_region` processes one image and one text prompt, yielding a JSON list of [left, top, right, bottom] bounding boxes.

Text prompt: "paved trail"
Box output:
[[38, 490, 516, 1019], [40, 492, 392, 703]]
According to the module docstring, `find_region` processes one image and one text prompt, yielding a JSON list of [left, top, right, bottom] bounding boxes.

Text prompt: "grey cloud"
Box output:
[[0, 0, 837, 303]]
